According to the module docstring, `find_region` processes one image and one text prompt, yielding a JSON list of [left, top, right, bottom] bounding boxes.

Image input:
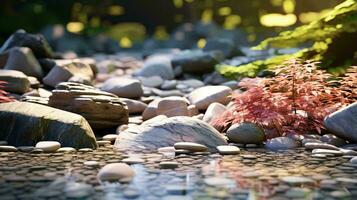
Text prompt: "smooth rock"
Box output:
[[142, 98, 161, 120], [156, 96, 189, 117], [324, 102, 357, 143], [203, 38, 236, 58], [320, 134, 347, 147], [204, 177, 235, 187], [135, 55, 174, 80], [188, 86, 232, 110], [35, 141, 61, 153], [0, 70, 30, 94], [203, 103, 227, 123], [351, 157, 357, 164], [101, 77, 143, 98], [102, 134, 118, 143], [57, 147, 76, 153], [122, 157, 145, 164], [227, 122, 265, 144], [0, 102, 97, 149], [114, 116, 227, 152], [265, 137, 300, 150], [138, 76, 164, 88], [311, 149, 343, 156], [0, 145, 17, 152], [120, 98, 147, 114], [174, 142, 208, 152], [84, 161, 99, 167], [304, 142, 339, 151], [216, 145, 240, 155], [97, 163, 135, 182]]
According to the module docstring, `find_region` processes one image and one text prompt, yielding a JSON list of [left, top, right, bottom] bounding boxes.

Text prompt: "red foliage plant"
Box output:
[[212, 59, 354, 138], [0, 81, 14, 103]]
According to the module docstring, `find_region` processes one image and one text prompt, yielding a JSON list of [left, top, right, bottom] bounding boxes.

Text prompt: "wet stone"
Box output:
[[216, 145, 240, 155]]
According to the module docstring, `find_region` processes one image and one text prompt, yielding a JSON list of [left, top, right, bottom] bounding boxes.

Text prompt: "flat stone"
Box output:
[[204, 177, 235, 187], [174, 142, 208, 152], [57, 147, 76, 153], [101, 77, 143, 98], [312, 149, 343, 156], [281, 176, 315, 185], [97, 163, 135, 182], [120, 98, 147, 114], [0, 70, 30, 94], [35, 141, 61, 153], [216, 145, 240, 155], [122, 157, 145, 164], [304, 142, 339, 150], [102, 134, 118, 143], [159, 161, 179, 169], [0, 145, 17, 152], [97, 140, 111, 146], [83, 161, 99, 167], [17, 146, 35, 153]]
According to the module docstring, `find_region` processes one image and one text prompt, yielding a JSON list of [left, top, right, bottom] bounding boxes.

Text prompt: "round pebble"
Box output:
[[216, 145, 240, 155], [97, 163, 135, 182], [35, 141, 61, 153]]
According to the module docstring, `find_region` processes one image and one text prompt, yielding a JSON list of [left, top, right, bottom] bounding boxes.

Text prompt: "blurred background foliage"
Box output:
[[0, 0, 344, 46]]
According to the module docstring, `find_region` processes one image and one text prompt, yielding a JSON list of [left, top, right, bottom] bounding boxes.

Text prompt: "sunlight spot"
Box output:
[[66, 22, 84, 33], [224, 15, 242, 30], [108, 5, 124, 16], [173, 0, 183, 8], [260, 13, 297, 27], [218, 7, 231, 16], [197, 38, 207, 48], [120, 37, 132, 48], [201, 9, 213, 24], [283, 0, 295, 14]]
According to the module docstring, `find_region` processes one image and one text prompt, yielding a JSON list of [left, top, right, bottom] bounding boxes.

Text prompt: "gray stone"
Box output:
[[320, 134, 347, 147], [203, 103, 227, 124], [138, 76, 164, 88], [265, 137, 300, 150], [1, 47, 43, 79], [351, 157, 357, 164], [135, 55, 174, 80], [171, 50, 219, 74], [97, 163, 135, 182], [0, 102, 97, 149], [304, 142, 339, 151], [226, 122, 265, 144], [311, 149, 343, 156], [324, 102, 357, 143], [188, 86, 232, 110], [203, 38, 236, 58], [0, 70, 30, 94], [48, 82, 128, 129], [0, 145, 17, 152], [101, 77, 143, 98], [120, 98, 147, 114], [114, 116, 227, 152]]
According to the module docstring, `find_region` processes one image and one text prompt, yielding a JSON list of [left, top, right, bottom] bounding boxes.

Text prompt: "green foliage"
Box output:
[[219, 0, 357, 77]]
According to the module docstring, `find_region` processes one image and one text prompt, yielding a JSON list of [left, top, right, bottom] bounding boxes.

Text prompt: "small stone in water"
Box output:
[[35, 141, 61, 153], [216, 145, 240, 155], [97, 163, 135, 182], [122, 157, 145, 164], [174, 142, 208, 152], [0, 145, 17, 152], [204, 177, 235, 187], [281, 176, 315, 185]]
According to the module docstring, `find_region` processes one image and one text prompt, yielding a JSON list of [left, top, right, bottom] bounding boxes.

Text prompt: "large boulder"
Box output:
[[188, 86, 232, 110], [43, 60, 94, 87], [48, 82, 128, 130], [101, 77, 143, 98], [0, 30, 53, 58], [0, 102, 97, 149], [114, 116, 227, 152], [324, 102, 357, 143], [134, 55, 174, 80], [0, 70, 30, 94], [0, 47, 43, 79]]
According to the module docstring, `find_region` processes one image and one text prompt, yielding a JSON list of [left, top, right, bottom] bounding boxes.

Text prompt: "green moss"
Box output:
[[219, 0, 357, 77]]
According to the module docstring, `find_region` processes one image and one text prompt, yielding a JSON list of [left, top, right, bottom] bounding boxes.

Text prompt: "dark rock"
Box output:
[[0, 102, 97, 149], [171, 50, 219, 74], [114, 116, 227, 152], [203, 38, 236, 58], [324, 102, 357, 143], [0, 30, 53, 58], [1, 47, 43, 79], [320, 134, 347, 147]]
